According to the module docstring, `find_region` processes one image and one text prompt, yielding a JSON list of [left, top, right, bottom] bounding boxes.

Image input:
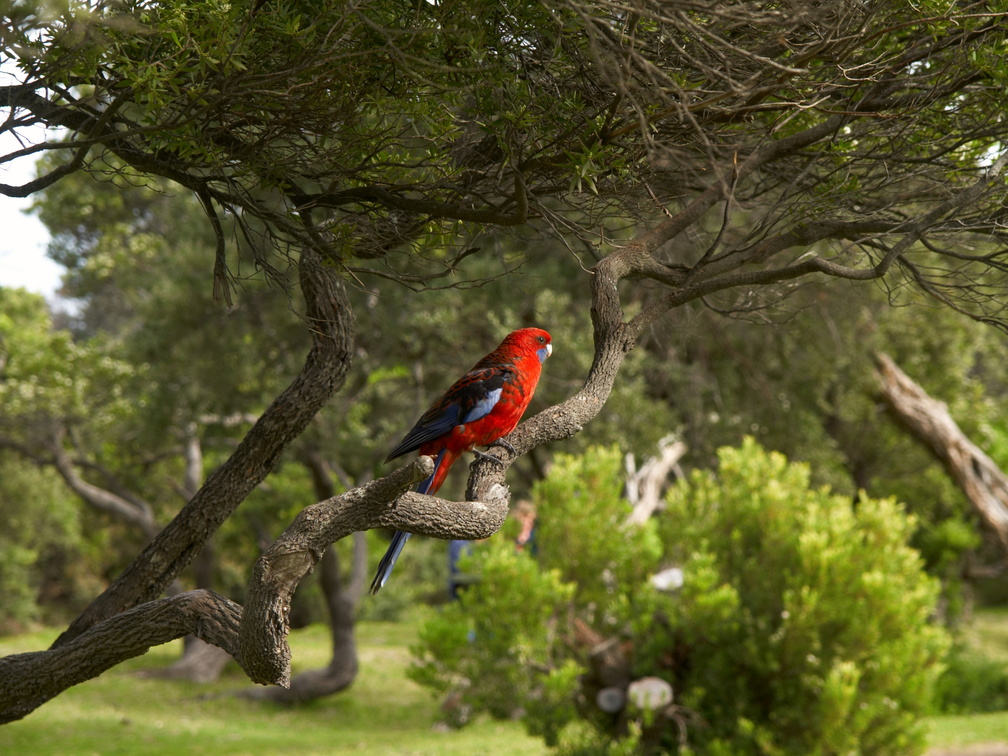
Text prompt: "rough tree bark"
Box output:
[[51, 245, 356, 647], [241, 449, 362, 702], [876, 352, 1008, 551], [0, 589, 244, 724]]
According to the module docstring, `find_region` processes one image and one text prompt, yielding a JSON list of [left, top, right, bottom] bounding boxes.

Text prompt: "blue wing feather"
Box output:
[[462, 387, 502, 424], [385, 366, 511, 461], [386, 402, 459, 460]]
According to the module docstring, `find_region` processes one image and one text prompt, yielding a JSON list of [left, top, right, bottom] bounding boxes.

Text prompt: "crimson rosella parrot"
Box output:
[[370, 327, 553, 594]]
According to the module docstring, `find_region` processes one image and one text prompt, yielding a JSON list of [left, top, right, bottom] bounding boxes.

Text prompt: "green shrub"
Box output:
[[411, 545, 577, 729], [655, 438, 949, 755], [411, 439, 949, 755]]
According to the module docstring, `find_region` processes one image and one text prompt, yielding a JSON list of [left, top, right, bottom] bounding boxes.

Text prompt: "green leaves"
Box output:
[[661, 439, 948, 755], [534, 445, 663, 611], [0, 288, 136, 424], [412, 439, 949, 755], [410, 546, 575, 724]]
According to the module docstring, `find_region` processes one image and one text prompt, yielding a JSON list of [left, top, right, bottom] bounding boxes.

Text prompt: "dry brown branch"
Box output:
[[876, 352, 1008, 551], [625, 439, 688, 526]]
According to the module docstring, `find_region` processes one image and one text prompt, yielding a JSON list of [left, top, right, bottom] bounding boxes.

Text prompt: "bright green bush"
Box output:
[[411, 439, 949, 755], [656, 438, 949, 755]]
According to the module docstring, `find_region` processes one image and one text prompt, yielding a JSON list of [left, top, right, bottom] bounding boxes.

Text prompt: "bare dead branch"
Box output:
[[625, 438, 688, 526], [876, 353, 1008, 551]]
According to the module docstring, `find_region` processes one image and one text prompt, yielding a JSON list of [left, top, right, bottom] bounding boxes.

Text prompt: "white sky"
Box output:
[[0, 63, 61, 301], [0, 157, 60, 300]]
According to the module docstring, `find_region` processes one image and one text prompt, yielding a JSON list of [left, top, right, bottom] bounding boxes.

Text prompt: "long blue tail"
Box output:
[[370, 530, 411, 594], [370, 450, 444, 595]]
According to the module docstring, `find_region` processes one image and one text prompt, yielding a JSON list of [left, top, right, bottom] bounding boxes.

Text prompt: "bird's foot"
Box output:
[[489, 439, 518, 456], [472, 448, 507, 468]]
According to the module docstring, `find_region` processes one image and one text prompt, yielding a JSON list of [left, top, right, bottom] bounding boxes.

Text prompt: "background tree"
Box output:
[[3, 0, 1008, 723]]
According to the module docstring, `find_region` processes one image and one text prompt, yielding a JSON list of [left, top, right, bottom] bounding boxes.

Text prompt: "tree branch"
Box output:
[[52, 245, 356, 647], [47, 426, 160, 539], [241, 454, 509, 685], [876, 353, 1008, 552], [0, 454, 514, 721], [0, 589, 243, 725]]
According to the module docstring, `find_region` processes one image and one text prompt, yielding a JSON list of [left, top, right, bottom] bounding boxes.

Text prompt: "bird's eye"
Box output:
[[537, 336, 545, 344]]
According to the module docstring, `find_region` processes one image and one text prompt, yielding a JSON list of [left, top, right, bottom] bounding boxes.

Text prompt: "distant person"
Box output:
[[513, 500, 537, 556], [447, 539, 473, 600]]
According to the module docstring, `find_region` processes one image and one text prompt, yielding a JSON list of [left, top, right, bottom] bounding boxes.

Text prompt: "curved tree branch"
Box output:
[[46, 426, 160, 539], [0, 589, 244, 725], [0, 454, 513, 721], [52, 245, 356, 647], [241, 453, 511, 685]]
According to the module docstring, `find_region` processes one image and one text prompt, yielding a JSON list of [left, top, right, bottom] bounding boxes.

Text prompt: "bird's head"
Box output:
[[507, 327, 552, 363]]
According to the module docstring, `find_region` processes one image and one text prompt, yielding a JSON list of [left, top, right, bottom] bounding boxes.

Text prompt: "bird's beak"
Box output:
[[546, 343, 553, 358]]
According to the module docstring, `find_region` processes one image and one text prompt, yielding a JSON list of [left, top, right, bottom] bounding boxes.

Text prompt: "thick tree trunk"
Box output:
[[875, 352, 1008, 551], [242, 450, 360, 702], [52, 247, 356, 647], [242, 545, 358, 702]]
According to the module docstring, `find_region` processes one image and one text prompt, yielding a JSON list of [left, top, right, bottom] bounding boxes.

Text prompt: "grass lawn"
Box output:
[[8, 610, 1008, 754], [927, 712, 1008, 750], [925, 607, 1008, 752], [0, 619, 548, 756]]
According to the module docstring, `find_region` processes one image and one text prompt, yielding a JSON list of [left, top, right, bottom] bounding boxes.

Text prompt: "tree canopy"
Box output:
[[5, 0, 1008, 318]]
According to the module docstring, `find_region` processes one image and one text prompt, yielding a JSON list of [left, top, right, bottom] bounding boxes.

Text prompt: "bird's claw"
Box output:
[[472, 448, 507, 467], [489, 439, 518, 456]]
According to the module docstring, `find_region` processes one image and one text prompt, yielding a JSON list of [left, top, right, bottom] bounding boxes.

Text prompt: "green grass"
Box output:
[[960, 607, 1008, 662], [0, 620, 548, 756], [925, 607, 1008, 752], [10, 611, 1008, 754], [927, 712, 1008, 750]]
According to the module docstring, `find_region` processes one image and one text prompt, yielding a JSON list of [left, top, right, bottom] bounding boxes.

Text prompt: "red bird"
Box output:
[[370, 327, 553, 594]]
